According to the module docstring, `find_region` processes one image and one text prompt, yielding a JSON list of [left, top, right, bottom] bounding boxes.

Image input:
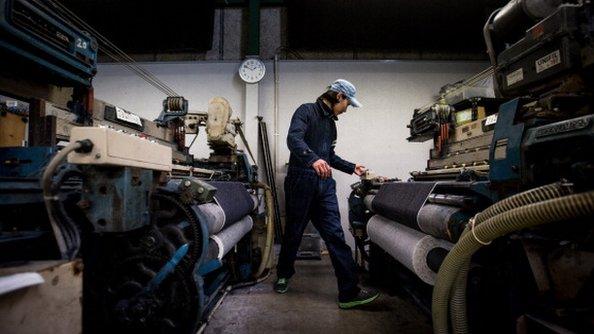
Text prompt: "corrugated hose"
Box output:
[[433, 182, 594, 334]]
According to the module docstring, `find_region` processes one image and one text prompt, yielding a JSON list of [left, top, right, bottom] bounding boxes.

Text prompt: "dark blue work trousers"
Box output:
[[277, 168, 360, 301]]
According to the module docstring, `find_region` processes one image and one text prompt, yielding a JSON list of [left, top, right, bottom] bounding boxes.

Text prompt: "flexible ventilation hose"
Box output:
[[450, 259, 470, 334], [474, 182, 572, 224], [433, 185, 593, 334], [448, 182, 572, 333]]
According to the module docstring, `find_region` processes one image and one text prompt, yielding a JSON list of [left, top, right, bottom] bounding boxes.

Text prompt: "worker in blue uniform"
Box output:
[[274, 79, 380, 309]]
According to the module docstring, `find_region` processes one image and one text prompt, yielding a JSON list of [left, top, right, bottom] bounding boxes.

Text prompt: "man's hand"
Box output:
[[354, 164, 366, 176], [312, 159, 332, 179]]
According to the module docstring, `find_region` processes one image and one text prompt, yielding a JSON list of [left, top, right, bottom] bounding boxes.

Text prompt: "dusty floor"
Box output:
[[204, 256, 432, 334]]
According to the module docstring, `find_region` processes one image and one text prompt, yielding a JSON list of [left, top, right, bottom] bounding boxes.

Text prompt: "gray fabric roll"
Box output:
[[367, 214, 453, 285], [195, 202, 226, 235], [206, 215, 253, 260], [195, 194, 257, 235], [417, 204, 471, 242]]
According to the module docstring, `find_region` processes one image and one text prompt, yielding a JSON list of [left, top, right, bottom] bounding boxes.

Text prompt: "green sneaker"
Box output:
[[338, 288, 380, 309], [274, 277, 289, 294]]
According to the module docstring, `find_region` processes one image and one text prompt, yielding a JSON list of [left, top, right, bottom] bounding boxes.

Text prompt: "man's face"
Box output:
[[332, 93, 350, 117]]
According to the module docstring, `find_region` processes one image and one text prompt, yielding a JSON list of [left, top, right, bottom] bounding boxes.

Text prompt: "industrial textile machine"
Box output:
[[0, 1, 274, 333], [349, 1, 594, 333]]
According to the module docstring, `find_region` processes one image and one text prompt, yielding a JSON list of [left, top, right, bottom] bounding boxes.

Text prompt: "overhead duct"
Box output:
[[367, 215, 453, 285]]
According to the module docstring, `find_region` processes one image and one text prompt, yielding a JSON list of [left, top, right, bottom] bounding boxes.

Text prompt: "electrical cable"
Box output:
[[51, 165, 84, 255], [98, 47, 176, 96], [50, 2, 179, 97], [41, 140, 90, 259]]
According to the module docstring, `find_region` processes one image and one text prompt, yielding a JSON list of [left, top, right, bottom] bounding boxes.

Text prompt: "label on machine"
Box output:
[[485, 114, 498, 126], [506, 68, 524, 86], [115, 107, 142, 127], [535, 50, 561, 74]]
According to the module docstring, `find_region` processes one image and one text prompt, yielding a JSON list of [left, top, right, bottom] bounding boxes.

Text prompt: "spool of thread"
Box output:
[[206, 215, 253, 261], [367, 215, 453, 285]]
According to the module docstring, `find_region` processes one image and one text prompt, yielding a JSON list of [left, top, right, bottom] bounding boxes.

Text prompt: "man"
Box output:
[[274, 79, 379, 309]]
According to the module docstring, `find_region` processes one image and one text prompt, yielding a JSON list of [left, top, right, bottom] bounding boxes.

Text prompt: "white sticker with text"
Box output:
[[485, 114, 498, 126], [506, 68, 524, 86], [536, 50, 561, 74], [116, 107, 142, 126]]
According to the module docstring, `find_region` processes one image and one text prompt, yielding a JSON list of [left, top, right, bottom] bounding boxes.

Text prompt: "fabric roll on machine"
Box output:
[[350, 1, 594, 333], [366, 214, 452, 286], [0, 2, 276, 332], [37, 124, 270, 334]]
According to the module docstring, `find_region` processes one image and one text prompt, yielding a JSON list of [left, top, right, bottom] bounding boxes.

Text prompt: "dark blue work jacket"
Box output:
[[287, 99, 355, 175]]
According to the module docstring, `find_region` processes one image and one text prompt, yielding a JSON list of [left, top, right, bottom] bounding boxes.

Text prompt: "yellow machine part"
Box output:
[[0, 112, 27, 147]]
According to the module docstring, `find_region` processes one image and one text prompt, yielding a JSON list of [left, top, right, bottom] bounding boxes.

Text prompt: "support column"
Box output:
[[242, 82, 260, 167], [247, 0, 260, 55]]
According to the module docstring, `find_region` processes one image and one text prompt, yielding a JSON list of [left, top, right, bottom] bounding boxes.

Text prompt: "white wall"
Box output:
[[94, 60, 488, 247]]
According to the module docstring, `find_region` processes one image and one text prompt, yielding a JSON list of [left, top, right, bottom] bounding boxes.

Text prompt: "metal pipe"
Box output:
[[219, 8, 225, 60], [273, 53, 279, 176], [427, 193, 477, 208], [247, 0, 261, 55]]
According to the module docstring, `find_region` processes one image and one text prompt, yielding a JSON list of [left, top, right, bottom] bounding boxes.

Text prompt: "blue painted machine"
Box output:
[[0, 2, 272, 333], [0, 0, 97, 86], [350, 1, 594, 333]]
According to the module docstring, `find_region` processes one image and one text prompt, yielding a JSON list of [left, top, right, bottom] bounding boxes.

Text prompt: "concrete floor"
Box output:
[[204, 256, 432, 334]]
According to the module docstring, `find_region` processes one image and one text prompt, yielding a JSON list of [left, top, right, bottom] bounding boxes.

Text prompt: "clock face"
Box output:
[[239, 58, 266, 83]]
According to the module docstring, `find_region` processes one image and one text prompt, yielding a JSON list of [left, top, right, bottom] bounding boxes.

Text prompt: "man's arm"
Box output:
[[329, 148, 356, 174], [287, 105, 319, 166]]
